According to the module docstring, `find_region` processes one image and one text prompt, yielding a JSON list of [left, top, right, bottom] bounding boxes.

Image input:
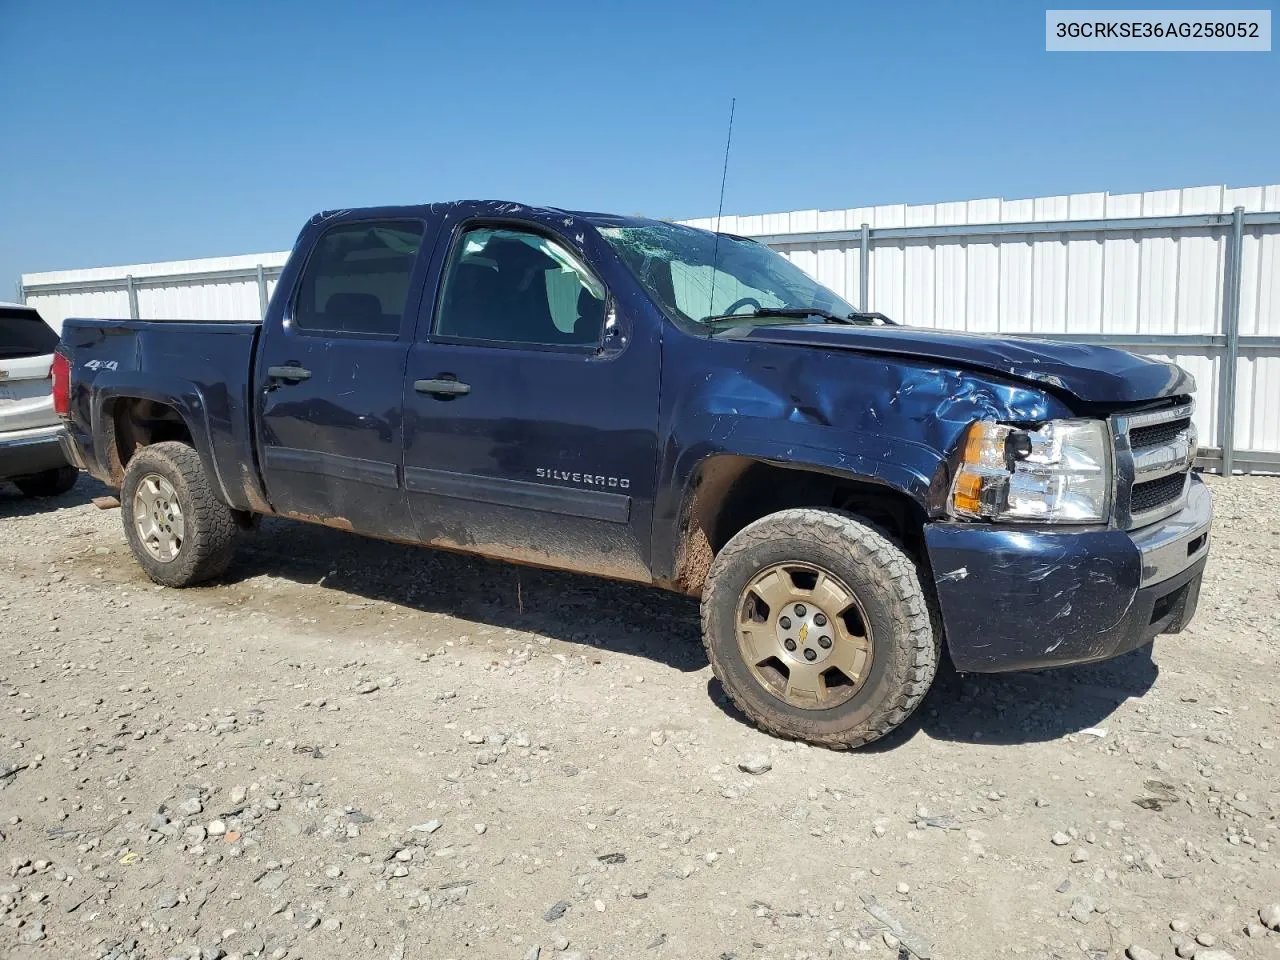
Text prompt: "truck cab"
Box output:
[[57, 201, 1211, 748]]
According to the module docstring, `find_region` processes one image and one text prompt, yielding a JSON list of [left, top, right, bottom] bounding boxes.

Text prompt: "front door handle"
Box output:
[[415, 378, 471, 398], [266, 364, 312, 383]]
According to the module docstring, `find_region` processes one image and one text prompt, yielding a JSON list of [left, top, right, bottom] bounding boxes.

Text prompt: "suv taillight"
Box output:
[[51, 352, 70, 417]]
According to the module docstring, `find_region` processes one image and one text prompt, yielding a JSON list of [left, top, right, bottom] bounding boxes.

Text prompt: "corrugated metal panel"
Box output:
[[23, 251, 288, 329], [20, 184, 1280, 459]]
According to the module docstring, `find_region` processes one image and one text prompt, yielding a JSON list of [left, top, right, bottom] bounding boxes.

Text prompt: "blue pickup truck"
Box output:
[[56, 201, 1211, 747]]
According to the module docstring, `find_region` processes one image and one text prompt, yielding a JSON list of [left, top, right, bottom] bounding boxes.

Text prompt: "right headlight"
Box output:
[[949, 418, 1112, 523]]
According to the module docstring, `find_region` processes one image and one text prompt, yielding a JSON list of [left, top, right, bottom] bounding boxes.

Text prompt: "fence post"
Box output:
[[1220, 206, 1245, 476], [859, 222, 870, 312], [125, 275, 140, 320], [256, 265, 269, 320]]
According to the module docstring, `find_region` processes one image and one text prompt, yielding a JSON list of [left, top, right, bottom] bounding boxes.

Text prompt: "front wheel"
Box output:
[[120, 441, 238, 587], [701, 508, 939, 749]]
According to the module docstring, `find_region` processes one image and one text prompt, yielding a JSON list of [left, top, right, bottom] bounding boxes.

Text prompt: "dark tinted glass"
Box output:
[[293, 221, 425, 336], [0, 307, 59, 360], [435, 228, 606, 346]]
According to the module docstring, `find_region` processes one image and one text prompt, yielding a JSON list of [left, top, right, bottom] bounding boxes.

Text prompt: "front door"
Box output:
[[402, 223, 660, 581], [255, 218, 430, 539]]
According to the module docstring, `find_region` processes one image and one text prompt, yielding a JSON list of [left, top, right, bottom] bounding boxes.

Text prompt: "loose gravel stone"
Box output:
[[737, 754, 772, 775], [1069, 896, 1095, 923], [543, 900, 569, 921]]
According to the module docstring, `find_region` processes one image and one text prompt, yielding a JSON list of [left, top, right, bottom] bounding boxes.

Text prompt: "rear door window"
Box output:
[[0, 306, 59, 360], [291, 220, 426, 336]]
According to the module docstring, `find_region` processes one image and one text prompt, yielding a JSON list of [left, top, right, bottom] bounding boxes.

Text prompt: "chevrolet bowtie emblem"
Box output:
[[798, 623, 809, 643]]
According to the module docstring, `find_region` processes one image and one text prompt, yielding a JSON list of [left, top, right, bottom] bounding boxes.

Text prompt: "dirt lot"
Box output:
[[1, 474, 1278, 960]]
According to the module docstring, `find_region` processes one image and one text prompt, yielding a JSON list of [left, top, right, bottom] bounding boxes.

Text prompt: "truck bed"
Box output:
[[58, 318, 266, 511]]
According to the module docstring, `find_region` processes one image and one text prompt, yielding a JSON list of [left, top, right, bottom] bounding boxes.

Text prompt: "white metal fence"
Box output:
[[20, 183, 1280, 474]]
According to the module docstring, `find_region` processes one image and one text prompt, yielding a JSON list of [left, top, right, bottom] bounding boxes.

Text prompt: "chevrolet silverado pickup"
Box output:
[[56, 201, 1211, 748]]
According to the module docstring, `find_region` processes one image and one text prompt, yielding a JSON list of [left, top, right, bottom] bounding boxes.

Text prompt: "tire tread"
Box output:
[[700, 508, 939, 749], [121, 441, 238, 587]]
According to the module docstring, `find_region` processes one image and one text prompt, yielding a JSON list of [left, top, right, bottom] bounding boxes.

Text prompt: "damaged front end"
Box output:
[[924, 398, 1211, 673]]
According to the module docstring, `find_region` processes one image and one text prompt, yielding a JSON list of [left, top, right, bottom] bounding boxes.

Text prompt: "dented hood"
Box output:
[[734, 324, 1194, 405]]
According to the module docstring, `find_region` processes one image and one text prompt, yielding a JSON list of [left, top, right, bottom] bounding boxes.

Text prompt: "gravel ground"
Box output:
[[1, 473, 1278, 960]]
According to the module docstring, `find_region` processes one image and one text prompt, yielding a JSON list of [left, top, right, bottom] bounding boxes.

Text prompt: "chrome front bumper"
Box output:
[[1130, 473, 1212, 587]]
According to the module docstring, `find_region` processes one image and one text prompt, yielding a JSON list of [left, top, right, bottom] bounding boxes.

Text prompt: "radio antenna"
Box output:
[[707, 97, 736, 325]]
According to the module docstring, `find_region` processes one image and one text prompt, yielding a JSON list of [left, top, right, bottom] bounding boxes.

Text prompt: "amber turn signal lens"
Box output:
[[952, 471, 984, 513]]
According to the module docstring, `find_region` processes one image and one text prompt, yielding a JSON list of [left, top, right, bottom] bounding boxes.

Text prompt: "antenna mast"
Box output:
[[707, 97, 736, 322]]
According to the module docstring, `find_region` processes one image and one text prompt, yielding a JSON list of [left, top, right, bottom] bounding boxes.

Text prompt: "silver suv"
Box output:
[[0, 302, 76, 497]]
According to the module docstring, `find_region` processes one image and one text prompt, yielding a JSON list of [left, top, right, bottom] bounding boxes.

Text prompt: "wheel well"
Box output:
[[672, 455, 928, 595], [105, 398, 194, 484]]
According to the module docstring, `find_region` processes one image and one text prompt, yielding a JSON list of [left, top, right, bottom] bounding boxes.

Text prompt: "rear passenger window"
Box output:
[[0, 306, 59, 359], [292, 220, 425, 336], [435, 227, 606, 347]]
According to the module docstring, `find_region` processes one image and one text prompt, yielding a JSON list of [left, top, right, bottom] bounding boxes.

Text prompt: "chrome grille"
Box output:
[[1112, 401, 1196, 530]]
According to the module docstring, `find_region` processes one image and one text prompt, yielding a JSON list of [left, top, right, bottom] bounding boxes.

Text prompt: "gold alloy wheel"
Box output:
[[132, 473, 186, 562], [736, 562, 873, 708]]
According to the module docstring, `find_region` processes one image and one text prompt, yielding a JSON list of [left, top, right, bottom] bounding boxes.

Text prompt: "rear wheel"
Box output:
[[120, 441, 237, 587], [14, 466, 78, 498], [701, 508, 939, 749]]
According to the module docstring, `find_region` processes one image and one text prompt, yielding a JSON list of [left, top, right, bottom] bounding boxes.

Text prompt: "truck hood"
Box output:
[[732, 324, 1194, 405]]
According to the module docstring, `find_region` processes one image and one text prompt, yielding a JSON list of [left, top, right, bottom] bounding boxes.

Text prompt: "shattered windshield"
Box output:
[[598, 222, 857, 330]]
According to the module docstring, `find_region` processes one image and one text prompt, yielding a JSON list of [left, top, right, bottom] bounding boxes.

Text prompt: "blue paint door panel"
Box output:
[[253, 216, 436, 538], [401, 337, 660, 580], [256, 333, 412, 537], [400, 215, 662, 579]]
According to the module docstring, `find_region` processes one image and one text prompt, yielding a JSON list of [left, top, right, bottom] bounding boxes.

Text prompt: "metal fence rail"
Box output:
[[20, 187, 1280, 474]]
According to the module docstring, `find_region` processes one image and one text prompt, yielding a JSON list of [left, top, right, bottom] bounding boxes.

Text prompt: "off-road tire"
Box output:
[[120, 441, 238, 587], [701, 508, 939, 749], [14, 465, 79, 498]]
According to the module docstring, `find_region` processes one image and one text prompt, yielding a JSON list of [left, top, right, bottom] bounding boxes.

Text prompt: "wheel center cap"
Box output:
[[775, 602, 835, 665]]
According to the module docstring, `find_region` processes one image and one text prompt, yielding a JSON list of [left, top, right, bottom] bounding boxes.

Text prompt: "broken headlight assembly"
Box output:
[[949, 419, 1111, 523]]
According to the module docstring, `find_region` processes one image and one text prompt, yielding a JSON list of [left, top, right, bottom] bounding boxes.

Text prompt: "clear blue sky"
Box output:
[[2, 1, 1276, 293]]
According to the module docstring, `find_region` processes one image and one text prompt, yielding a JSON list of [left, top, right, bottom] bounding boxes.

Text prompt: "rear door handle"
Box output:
[[415, 378, 471, 398], [266, 364, 312, 383]]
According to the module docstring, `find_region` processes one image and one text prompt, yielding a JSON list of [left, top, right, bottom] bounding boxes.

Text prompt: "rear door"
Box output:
[[254, 218, 434, 539], [401, 220, 661, 581], [0, 305, 60, 434]]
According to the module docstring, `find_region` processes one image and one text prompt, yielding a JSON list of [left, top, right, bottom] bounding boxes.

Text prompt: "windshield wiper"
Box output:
[[847, 311, 896, 325], [701, 307, 896, 326]]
